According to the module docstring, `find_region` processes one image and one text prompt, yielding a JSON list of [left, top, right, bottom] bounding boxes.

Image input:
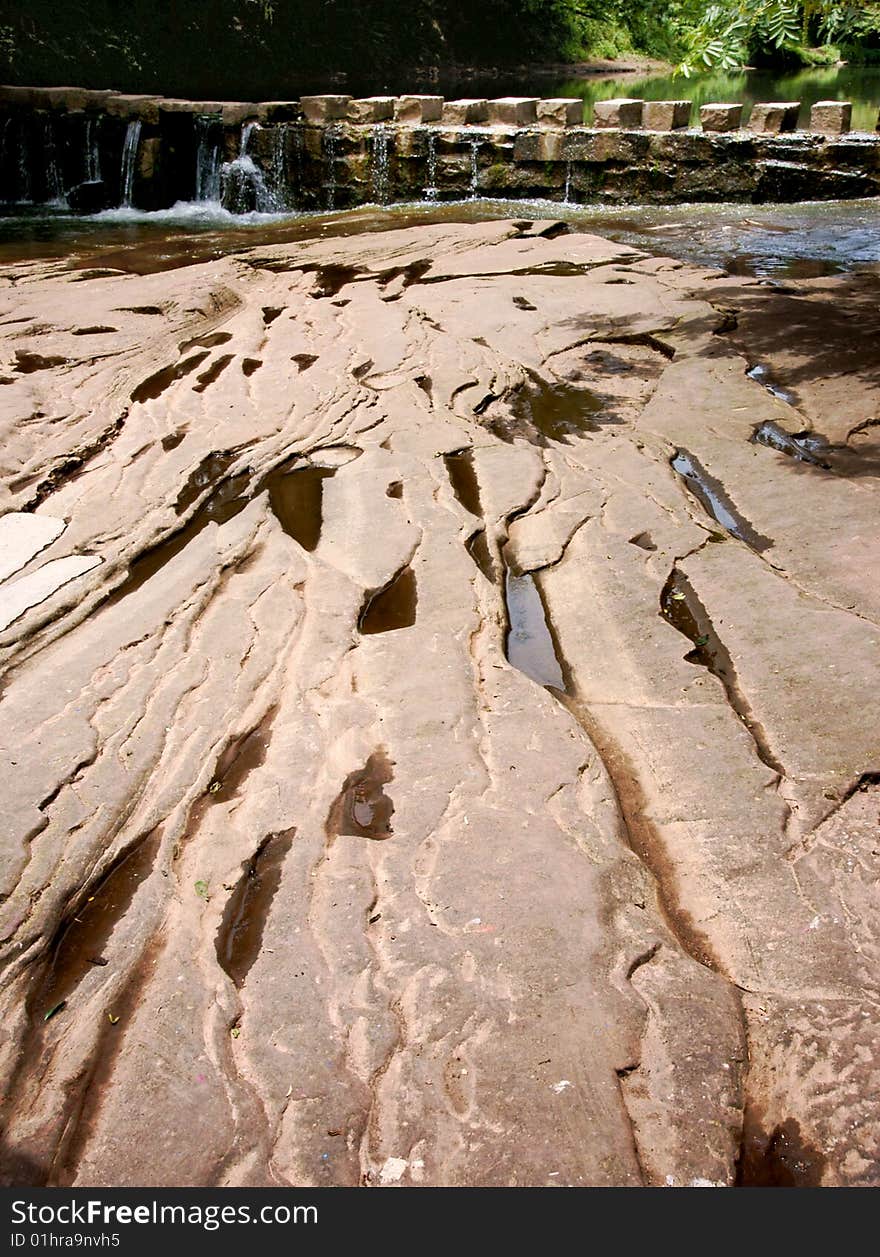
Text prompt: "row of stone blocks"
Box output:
[[304, 94, 859, 136], [0, 85, 869, 135]]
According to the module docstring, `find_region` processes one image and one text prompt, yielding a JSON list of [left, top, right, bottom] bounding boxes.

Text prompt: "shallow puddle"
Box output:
[[747, 362, 798, 406], [504, 568, 566, 691], [327, 750, 395, 840], [37, 828, 162, 1020], [444, 449, 482, 516], [215, 828, 294, 988], [179, 330, 233, 353], [131, 350, 210, 404], [491, 371, 605, 445], [751, 421, 831, 469], [358, 566, 417, 634], [265, 463, 334, 552], [466, 529, 495, 582], [671, 448, 772, 552], [175, 451, 240, 514], [193, 353, 234, 393], [206, 709, 275, 805]]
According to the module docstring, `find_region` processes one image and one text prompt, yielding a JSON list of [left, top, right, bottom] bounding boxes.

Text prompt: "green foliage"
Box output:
[[676, 2, 880, 75]]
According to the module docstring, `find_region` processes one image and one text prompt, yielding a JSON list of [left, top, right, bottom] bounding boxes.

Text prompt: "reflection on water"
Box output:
[[555, 65, 880, 134]]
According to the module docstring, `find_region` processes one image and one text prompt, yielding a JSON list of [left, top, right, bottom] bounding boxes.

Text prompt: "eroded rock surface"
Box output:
[[0, 219, 877, 1187]]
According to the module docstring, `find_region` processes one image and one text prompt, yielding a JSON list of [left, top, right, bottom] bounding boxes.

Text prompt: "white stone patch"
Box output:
[[0, 554, 102, 631], [379, 1156, 409, 1184], [0, 512, 66, 583], [551, 1079, 572, 1094]]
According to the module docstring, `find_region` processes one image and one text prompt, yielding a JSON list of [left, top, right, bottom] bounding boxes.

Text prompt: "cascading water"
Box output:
[[195, 116, 222, 203], [219, 121, 283, 214], [469, 138, 481, 200], [370, 123, 391, 205], [14, 118, 32, 204], [43, 117, 63, 204], [120, 119, 142, 208], [564, 161, 573, 204], [85, 117, 102, 182], [324, 125, 339, 211], [269, 124, 289, 209], [424, 130, 438, 201]]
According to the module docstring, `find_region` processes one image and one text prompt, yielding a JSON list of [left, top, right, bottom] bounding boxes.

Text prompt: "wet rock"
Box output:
[[66, 180, 113, 213], [642, 100, 691, 131]]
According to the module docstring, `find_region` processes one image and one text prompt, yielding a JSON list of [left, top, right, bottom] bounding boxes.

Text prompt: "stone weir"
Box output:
[[2, 85, 880, 212]]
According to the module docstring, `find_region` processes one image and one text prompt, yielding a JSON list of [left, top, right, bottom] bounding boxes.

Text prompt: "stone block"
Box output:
[[748, 102, 800, 134], [393, 95, 443, 124], [104, 94, 162, 125], [810, 100, 852, 135], [487, 97, 539, 127], [442, 99, 489, 125], [642, 100, 691, 131], [700, 103, 743, 132], [300, 95, 353, 124], [348, 97, 396, 123], [592, 98, 644, 129], [262, 101, 302, 123], [514, 131, 564, 162], [536, 98, 583, 127], [220, 102, 266, 126]]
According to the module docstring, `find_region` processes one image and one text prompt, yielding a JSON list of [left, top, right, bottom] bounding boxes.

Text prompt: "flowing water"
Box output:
[[119, 120, 142, 209]]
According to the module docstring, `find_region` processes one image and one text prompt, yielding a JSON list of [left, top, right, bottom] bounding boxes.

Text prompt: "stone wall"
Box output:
[[2, 85, 880, 212]]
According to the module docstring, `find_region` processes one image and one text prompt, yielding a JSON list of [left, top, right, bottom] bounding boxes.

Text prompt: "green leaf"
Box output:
[[44, 1000, 67, 1022], [194, 879, 209, 899]]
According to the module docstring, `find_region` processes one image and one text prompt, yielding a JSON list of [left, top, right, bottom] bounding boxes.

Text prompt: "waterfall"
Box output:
[[120, 119, 142, 207], [16, 119, 32, 204], [424, 130, 438, 201], [85, 117, 102, 182], [219, 121, 283, 214], [43, 117, 63, 204], [564, 161, 572, 204], [195, 116, 222, 202], [324, 126, 338, 211], [469, 138, 480, 200], [370, 124, 390, 205], [269, 124, 288, 210]]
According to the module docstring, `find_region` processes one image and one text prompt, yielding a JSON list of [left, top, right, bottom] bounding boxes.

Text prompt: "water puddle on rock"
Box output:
[[358, 566, 417, 634], [206, 709, 276, 805], [242, 357, 262, 377], [130, 350, 210, 404], [751, 421, 832, 469], [215, 828, 295, 988], [109, 457, 333, 607], [504, 567, 566, 691], [193, 354, 234, 393], [746, 362, 798, 406], [327, 751, 395, 840], [671, 449, 772, 552], [488, 371, 605, 445], [467, 529, 496, 582], [267, 464, 334, 552], [175, 451, 241, 514], [36, 828, 162, 1020], [179, 330, 233, 353], [444, 449, 482, 516]]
